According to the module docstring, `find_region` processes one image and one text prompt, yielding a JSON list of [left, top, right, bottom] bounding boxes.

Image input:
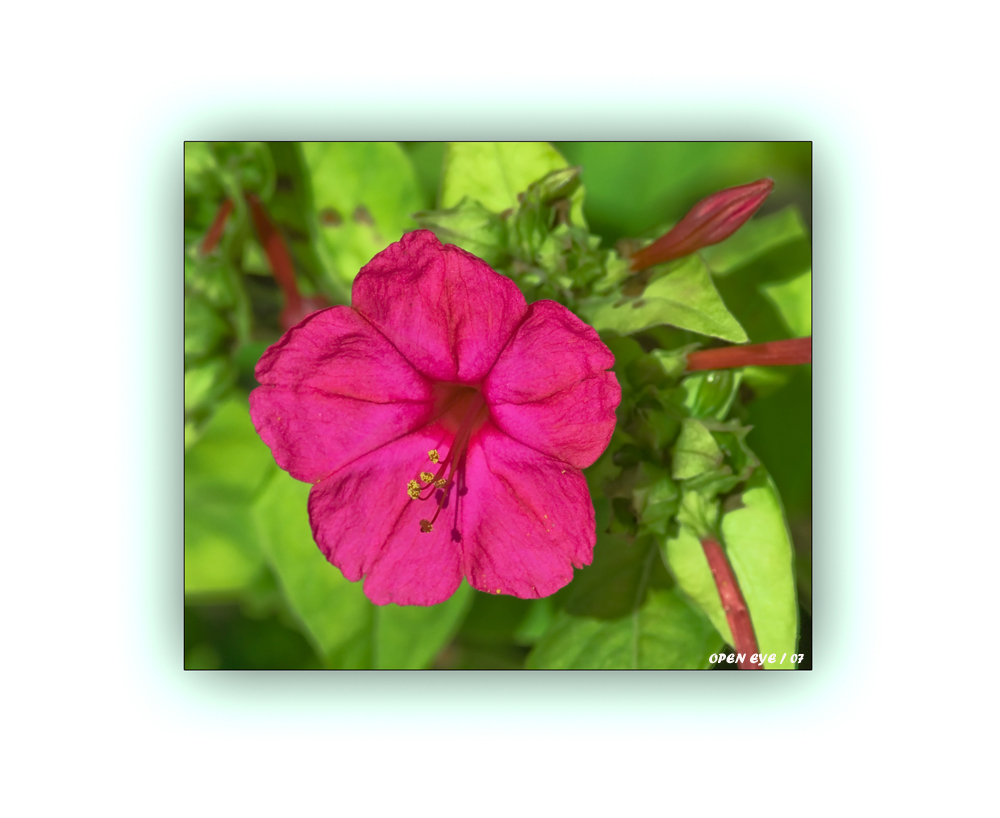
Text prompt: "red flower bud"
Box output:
[[630, 178, 774, 272]]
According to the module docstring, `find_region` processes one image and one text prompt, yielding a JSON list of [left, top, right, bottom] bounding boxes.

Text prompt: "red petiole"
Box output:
[[199, 198, 234, 256], [686, 337, 811, 372], [701, 538, 761, 669]]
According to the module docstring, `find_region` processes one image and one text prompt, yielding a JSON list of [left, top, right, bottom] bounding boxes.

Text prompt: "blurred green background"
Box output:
[[184, 142, 811, 669]]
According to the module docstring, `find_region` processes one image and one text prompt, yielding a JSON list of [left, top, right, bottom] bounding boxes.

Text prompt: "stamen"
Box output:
[[411, 391, 488, 532]]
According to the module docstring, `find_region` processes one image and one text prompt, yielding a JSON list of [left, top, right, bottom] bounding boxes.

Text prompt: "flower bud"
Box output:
[[630, 178, 774, 272]]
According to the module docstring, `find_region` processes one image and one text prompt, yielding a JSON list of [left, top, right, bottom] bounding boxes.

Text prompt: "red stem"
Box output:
[[701, 538, 761, 669], [245, 192, 302, 309], [199, 198, 234, 256], [686, 337, 811, 372]]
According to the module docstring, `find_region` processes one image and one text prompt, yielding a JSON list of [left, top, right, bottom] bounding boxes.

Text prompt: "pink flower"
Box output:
[[249, 230, 621, 606]]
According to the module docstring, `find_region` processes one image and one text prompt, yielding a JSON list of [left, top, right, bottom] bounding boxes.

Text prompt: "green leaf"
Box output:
[[440, 142, 586, 230], [375, 584, 474, 669], [579, 255, 748, 342], [302, 142, 423, 288], [663, 525, 733, 644], [665, 469, 798, 667], [253, 469, 475, 668], [713, 236, 811, 343], [671, 419, 724, 480], [720, 468, 799, 668], [760, 268, 811, 337], [185, 399, 276, 596], [252, 470, 375, 667], [184, 356, 236, 417], [413, 197, 509, 267], [700, 206, 808, 275], [565, 530, 673, 619], [526, 588, 722, 669]]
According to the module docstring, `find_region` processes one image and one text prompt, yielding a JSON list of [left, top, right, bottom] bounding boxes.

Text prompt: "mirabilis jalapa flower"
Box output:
[[250, 230, 621, 606]]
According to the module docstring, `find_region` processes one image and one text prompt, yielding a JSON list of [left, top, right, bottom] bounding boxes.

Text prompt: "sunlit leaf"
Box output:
[[721, 468, 799, 668], [302, 142, 422, 289], [662, 525, 732, 644], [441, 141, 586, 226], [580, 255, 748, 342], [252, 470, 375, 667], [185, 399, 276, 595]]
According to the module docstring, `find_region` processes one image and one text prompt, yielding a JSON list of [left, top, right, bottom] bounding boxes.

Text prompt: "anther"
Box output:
[[420, 519, 433, 533], [420, 471, 434, 483], [434, 478, 447, 487], [406, 480, 421, 500], [428, 449, 440, 463]]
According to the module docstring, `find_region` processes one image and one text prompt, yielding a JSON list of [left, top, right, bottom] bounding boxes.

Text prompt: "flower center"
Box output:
[[406, 385, 489, 533]]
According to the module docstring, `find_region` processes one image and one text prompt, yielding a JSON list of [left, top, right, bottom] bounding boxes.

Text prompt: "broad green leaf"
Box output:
[[526, 588, 722, 669], [663, 525, 733, 644], [760, 268, 811, 337], [440, 142, 586, 226], [721, 468, 799, 668], [252, 470, 375, 667], [713, 237, 811, 343], [185, 399, 276, 595], [700, 207, 808, 275], [302, 142, 422, 288], [254, 469, 476, 669], [580, 255, 748, 342], [376, 584, 474, 669]]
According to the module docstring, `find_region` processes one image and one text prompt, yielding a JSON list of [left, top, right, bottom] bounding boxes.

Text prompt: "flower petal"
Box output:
[[488, 372, 620, 468], [459, 425, 595, 599], [250, 307, 435, 483], [308, 427, 464, 606], [485, 300, 615, 402], [351, 230, 527, 384], [484, 300, 621, 468]]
